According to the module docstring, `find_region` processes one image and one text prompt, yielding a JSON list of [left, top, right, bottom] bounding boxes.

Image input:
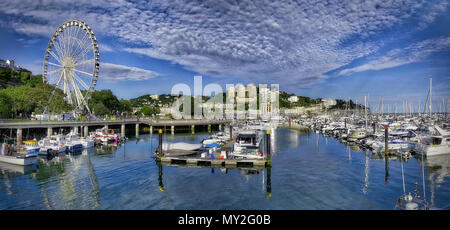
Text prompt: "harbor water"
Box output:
[[1, 128, 449, 209]]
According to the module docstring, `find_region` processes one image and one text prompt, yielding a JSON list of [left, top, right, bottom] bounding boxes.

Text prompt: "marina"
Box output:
[[0, 1, 449, 214], [0, 124, 449, 209]]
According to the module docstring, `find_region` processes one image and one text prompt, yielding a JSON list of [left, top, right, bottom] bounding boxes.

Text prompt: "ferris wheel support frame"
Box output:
[[42, 19, 100, 117]]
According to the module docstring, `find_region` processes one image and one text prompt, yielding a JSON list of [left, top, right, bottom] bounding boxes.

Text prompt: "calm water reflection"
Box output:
[[0, 128, 449, 209]]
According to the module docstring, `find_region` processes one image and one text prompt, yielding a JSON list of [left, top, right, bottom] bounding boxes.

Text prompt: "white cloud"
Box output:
[[338, 37, 450, 76], [100, 62, 159, 82], [99, 44, 114, 52], [0, 0, 448, 89]]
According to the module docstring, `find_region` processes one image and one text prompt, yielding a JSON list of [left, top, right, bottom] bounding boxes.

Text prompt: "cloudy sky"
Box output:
[[0, 0, 449, 112]]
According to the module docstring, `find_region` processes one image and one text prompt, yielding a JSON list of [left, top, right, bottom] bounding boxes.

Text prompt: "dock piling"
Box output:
[[47, 127, 52, 137], [266, 130, 271, 166], [121, 124, 125, 137], [384, 125, 389, 155], [136, 123, 139, 137], [17, 128, 22, 145], [158, 129, 163, 157], [229, 123, 233, 141]]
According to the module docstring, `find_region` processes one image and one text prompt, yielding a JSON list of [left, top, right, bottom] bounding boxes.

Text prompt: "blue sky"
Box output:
[[0, 0, 449, 112]]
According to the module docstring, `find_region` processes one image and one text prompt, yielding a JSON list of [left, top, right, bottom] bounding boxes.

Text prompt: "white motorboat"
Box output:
[[162, 142, 202, 151], [229, 131, 265, 159], [38, 138, 66, 154], [94, 128, 121, 143], [417, 125, 450, 156], [66, 133, 95, 149], [16, 140, 40, 156], [347, 130, 366, 142], [371, 139, 416, 152], [0, 155, 37, 166]]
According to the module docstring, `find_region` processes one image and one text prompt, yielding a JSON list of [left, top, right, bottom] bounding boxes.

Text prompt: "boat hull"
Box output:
[[0, 155, 37, 166]]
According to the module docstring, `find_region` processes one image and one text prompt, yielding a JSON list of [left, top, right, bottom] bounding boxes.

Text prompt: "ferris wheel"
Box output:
[[43, 20, 99, 115]]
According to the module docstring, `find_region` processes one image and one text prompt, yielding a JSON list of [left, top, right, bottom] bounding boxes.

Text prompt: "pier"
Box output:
[[159, 156, 268, 169], [154, 127, 272, 169], [0, 119, 230, 143]]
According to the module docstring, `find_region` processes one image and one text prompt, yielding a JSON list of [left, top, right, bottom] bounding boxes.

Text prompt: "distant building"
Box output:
[[150, 94, 159, 100], [288, 96, 299, 103], [159, 105, 174, 116], [0, 59, 21, 71], [282, 107, 305, 115], [132, 107, 142, 114], [321, 99, 337, 108], [0, 59, 7, 68]]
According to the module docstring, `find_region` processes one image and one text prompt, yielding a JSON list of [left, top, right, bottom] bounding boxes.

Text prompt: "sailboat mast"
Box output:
[[429, 78, 432, 119], [365, 94, 367, 130]]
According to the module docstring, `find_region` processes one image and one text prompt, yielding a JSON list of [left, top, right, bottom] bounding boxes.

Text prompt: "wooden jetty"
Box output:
[[158, 155, 268, 169], [154, 128, 272, 169], [0, 119, 230, 144]]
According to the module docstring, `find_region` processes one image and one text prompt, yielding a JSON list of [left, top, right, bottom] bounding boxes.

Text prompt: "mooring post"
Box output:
[[80, 126, 84, 137], [191, 125, 195, 134], [385, 125, 389, 155], [219, 124, 222, 132], [150, 126, 153, 134], [84, 126, 89, 137], [17, 128, 22, 145], [121, 124, 125, 137], [171, 125, 174, 135], [208, 124, 211, 133], [229, 123, 233, 141], [158, 129, 163, 157], [47, 127, 52, 137], [266, 130, 271, 166], [135, 123, 139, 137]]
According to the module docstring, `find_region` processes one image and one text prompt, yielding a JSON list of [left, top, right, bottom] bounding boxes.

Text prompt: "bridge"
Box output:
[[0, 119, 231, 144]]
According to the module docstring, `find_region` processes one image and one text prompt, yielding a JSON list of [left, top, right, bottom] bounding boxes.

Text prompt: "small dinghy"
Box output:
[[0, 155, 37, 166], [162, 142, 202, 151], [159, 142, 203, 156]]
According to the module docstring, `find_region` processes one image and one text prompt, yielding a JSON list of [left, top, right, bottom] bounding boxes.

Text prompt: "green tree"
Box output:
[[0, 90, 12, 117], [139, 106, 160, 116], [89, 90, 121, 115], [119, 99, 132, 113], [91, 102, 109, 116]]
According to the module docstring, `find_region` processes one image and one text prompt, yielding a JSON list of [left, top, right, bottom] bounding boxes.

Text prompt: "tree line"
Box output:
[[0, 68, 135, 118]]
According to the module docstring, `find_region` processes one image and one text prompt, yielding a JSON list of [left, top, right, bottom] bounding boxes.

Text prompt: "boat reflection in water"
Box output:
[[425, 154, 450, 209], [155, 160, 272, 199], [29, 148, 100, 209], [1, 128, 450, 210], [0, 162, 38, 175]]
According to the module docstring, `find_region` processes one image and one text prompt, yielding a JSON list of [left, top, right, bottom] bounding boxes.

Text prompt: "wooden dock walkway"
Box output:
[[158, 156, 268, 169]]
